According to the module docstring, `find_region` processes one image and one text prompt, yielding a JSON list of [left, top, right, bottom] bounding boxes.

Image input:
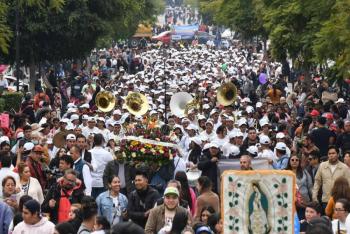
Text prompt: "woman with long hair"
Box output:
[[199, 206, 216, 225], [187, 138, 202, 165], [325, 177, 350, 219], [1, 176, 18, 211], [175, 171, 196, 216], [49, 148, 67, 169], [16, 162, 44, 204], [286, 155, 312, 220]]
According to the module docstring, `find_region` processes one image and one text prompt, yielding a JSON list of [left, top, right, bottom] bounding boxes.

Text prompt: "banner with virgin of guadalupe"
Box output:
[[221, 170, 296, 234]]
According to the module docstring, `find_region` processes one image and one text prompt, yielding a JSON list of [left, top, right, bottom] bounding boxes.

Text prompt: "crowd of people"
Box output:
[[0, 4, 350, 234]]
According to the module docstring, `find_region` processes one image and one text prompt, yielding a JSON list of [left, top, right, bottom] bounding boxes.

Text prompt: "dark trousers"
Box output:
[[92, 187, 106, 199]]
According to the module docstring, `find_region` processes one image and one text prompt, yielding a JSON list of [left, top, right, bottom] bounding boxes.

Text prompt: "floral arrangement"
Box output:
[[118, 124, 177, 167]]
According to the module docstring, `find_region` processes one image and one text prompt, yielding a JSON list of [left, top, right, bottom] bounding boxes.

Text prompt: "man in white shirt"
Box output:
[[257, 135, 276, 161], [90, 133, 113, 198], [0, 154, 19, 197], [199, 121, 216, 142], [82, 117, 99, 138]]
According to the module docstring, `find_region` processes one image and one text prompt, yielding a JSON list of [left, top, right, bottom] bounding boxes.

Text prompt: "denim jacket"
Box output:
[[96, 191, 128, 224]]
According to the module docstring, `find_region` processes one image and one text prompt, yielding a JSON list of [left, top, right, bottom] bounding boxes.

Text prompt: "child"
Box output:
[[92, 216, 110, 234]]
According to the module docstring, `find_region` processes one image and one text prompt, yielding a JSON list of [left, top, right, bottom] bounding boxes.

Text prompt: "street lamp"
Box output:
[[15, 0, 20, 92], [162, 48, 168, 124]]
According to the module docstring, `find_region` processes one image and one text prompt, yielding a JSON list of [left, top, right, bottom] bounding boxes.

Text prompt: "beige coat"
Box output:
[[145, 204, 191, 234], [312, 161, 350, 203]]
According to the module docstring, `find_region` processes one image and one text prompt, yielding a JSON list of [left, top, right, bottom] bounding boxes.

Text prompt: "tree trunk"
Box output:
[[29, 62, 36, 94]]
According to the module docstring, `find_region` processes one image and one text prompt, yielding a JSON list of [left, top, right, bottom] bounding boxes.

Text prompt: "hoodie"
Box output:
[[12, 217, 55, 234]]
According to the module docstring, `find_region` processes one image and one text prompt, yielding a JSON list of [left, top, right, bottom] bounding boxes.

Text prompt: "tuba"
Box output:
[[170, 92, 193, 118], [217, 82, 237, 106], [96, 91, 116, 112], [125, 92, 149, 116]]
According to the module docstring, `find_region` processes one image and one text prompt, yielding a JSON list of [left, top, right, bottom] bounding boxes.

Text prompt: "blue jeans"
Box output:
[[92, 187, 106, 199]]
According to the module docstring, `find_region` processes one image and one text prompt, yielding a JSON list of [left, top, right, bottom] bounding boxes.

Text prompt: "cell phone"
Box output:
[[10, 194, 16, 200]]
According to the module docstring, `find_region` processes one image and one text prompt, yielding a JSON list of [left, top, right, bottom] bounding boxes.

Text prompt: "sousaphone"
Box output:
[[96, 91, 116, 112], [125, 92, 149, 116], [170, 92, 193, 118], [217, 82, 237, 106]]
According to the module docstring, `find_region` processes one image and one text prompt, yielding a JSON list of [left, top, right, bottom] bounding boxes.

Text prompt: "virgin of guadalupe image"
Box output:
[[248, 182, 271, 234]]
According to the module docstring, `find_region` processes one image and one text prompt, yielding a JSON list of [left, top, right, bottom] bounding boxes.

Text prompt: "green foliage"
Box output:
[[0, 1, 12, 54], [313, 0, 350, 79], [198, 0, 223, 25], [0, 0, 159, 64], [0, 92, 23, 112]]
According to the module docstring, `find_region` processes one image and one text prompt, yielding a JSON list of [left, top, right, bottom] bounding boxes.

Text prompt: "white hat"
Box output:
[[23, 142, 35, 151], [0, 136, 10, 145], [190, 137, 202, 146], [82, 115, 89, 120], [259, 135, 271, 144], [197, 115, 206, 120], [275, 142, 287, 151], [16, 132, 24, 139], [235, 131, 244, 138], [256, 102, 263, 108], [228, 132, 236, 139], [259, 118, 269, 127], [113, 121, 121, 126], [80, 103, 90, 109], [226, 116, 235, 122], [237, 118, 247, 127], [208, 142, 219, 148], [246, 106, 254, 114], [70, 114, 79, 121], [276, 132, 286, 139], [242, 97, 251, 103], [88, 117, 96, 122], [60, 118, 70, 123], [47, 138, 53, 144], [247, 145, 258, 156], [209, 109, 219, 116], [67, 103, 76, 108], [186, 124, 197, 131], [336, 98, 345, 104], [97, 117, 105, 122], [66, 134, 76, 140], [113, 110, 122, 115]]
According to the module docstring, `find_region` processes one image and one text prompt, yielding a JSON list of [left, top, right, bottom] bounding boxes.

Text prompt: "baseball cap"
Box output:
[[66, 134, 76, 140], [113, 109, 122, 115], [247, 145, 258, 156], [164, 187, 179, 197], [208, 142, 219, 148], [70, 114, 79, 121], [276, 132, 286, 139], [310, 109, 320, 117], [275, 142, 287, 151], [259, 135, 271, 144], [336, 98, 345, 104], [23, 142, 35, 151], [190, 137, 202, 146], [33, 145, 44, 152]]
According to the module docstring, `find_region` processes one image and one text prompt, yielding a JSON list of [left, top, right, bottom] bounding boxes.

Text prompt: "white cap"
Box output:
[[186, 124, 197, 131], [247, 145, 258, 156], [70, 114, 79, 121], [242, 97, 251, 103], [23, 142, 35, 151], [149, 110, 158, 115], [228, 132, 236, 139], [256, 102, 263, 108], [16, 132, 24, 139], [82, 115, 89, 120], [275, 142, 287, 151], [97, 117, 105, 122], [259, 118, 269, 127], [113, 109, 122, 115], [67, 103, 76, 108], [47, 138, 53, 144], [60, 118, 70, 123], [80, 103, 90, 109], [0, 136, 10, 145], [190, 137, 202, 146], [208, 142, 219, 148], [235, 131, 244, 138], [66, 134, 76, 140], [88, 117, 96, 122], [259, 135, 271, 144], [336, 98, 345, 104], [276, 132, 286, 139], [246, 106, 254, 114], [237, 118, 247, 127]]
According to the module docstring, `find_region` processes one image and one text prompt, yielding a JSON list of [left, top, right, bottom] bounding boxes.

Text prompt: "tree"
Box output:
[[313, 0, 350, 80]]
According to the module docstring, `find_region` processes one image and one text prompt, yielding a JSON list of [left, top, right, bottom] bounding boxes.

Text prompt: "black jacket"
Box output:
[[103, 160, 135, 195], [41, 182, 84, 224], [198, 151, 221, 193], [127, 186, 160, 228]]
